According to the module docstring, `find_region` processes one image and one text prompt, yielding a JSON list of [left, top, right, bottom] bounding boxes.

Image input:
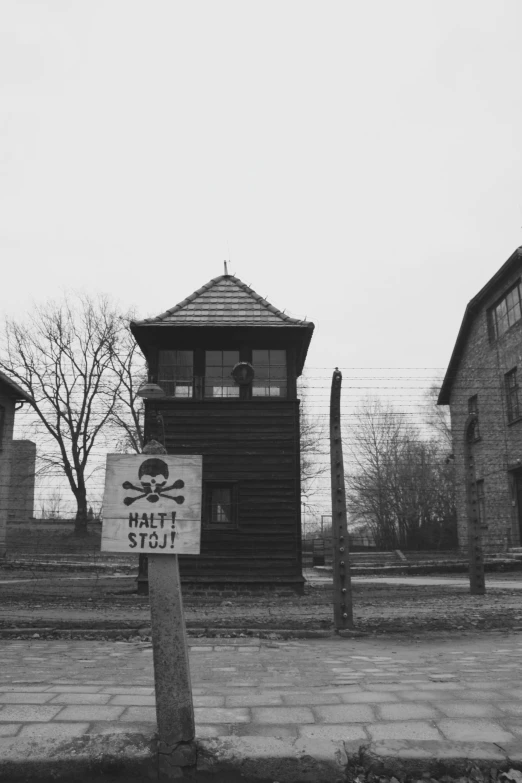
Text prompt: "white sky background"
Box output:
[[2, 1, 522, 520]]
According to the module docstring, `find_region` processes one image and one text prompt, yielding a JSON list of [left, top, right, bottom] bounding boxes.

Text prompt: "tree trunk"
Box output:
[[74, 492, 89, 536]]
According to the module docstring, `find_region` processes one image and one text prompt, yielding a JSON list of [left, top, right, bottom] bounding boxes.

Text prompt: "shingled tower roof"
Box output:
[[132, 275, 313, 328]]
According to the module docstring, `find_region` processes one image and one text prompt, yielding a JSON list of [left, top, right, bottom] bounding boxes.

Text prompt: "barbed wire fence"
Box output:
[[0, 365, 515, 601]]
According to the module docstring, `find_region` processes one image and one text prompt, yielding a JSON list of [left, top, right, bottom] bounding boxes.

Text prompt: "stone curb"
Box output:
[[359, 739, 522, 778], [198, 737, 522, 782], [3, 559, 135, 573], [2, 732, 522, 782], [0, 627, 340, 640], [0, 731, 157, 782]]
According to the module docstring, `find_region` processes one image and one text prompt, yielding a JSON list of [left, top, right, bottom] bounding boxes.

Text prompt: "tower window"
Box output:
[[252, 350, 287, 397], [204, 351, 240, 398], [158, 350, 193, 397], [204, 483, 238, 527]]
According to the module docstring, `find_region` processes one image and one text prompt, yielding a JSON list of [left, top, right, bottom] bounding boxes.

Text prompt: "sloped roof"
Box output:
[[438, 246, 522, 405], [132, 275, 314, 328], [0, 370, 33, 404]]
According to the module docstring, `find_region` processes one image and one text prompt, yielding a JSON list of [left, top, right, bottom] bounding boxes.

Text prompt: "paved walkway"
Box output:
[[2, 632, 522, 779]]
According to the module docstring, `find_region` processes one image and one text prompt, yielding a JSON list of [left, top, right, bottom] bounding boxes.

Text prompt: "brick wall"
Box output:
[[8, 440, 36, 522], [447, 261, 522, 552], [0, 390, 15, 557]]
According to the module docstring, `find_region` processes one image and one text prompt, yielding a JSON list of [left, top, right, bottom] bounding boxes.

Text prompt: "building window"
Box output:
[[252, 350, 287, 397], [204, 351, 240, 398], [158, 350, 194, 397], [490, 283, 522, 339], [476, 480, 486, 528], [467, 395, 480, 440], [506, 368, 520, 423], [204, 483, 238, 527], [468, 395, 478, 415]]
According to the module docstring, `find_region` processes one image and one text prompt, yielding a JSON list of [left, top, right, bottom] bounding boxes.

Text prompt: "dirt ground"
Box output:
[[1, 570, 522, 635], [4, 525, 522, 635]]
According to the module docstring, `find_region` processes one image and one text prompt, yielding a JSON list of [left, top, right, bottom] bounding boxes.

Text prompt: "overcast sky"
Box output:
[[3, 1, 522, 364], [3, 1, 522, 514]]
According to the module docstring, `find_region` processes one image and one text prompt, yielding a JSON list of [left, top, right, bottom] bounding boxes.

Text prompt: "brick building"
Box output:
[[0, 371, 33, 556], [438, 246, 522, 552], [8, 440, 36, 522]]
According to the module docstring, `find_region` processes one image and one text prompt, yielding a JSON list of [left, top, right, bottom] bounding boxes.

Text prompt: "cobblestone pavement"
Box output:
[[2, 631, 522, 762]]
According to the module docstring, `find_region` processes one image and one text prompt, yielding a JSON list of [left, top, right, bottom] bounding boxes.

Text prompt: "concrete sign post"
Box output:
[[329, 369, 354, 631], [102, 443, 202, 778]]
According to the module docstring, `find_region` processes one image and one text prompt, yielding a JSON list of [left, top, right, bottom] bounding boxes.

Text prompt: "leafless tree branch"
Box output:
[[0, 293, 131, 535]]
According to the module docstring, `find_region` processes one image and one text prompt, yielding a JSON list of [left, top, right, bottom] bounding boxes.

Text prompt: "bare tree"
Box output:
[[39, 489, 67, 521], [298, 376, 328, 515], [106, 317, 146, 454], [346, 398, 457, 550], [346, 399, 405, 549], [0, 294, 128, 535], [423, 380, 452, 448]]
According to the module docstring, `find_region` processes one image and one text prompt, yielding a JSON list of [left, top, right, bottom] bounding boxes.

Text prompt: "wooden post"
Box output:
[[464, 416, 485, 595], [141, 439, 196, 778], [330, 368, 354, 630]]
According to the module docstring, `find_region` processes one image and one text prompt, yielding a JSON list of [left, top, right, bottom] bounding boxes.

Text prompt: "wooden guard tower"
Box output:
[[130, 273, 314, 593]]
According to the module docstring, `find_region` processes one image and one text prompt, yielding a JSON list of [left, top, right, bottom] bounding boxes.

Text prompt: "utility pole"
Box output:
[[330, 368, 354, 630]]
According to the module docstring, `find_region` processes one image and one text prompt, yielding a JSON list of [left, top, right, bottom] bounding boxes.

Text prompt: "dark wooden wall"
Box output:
[[145, 399, 302, 585]]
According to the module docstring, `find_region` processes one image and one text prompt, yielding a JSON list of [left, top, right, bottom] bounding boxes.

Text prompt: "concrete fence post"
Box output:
[[142, 439, 196, 779]]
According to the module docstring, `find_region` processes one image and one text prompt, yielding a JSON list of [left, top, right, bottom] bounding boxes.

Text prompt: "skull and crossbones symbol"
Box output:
[[122, 458, 185, 506]]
